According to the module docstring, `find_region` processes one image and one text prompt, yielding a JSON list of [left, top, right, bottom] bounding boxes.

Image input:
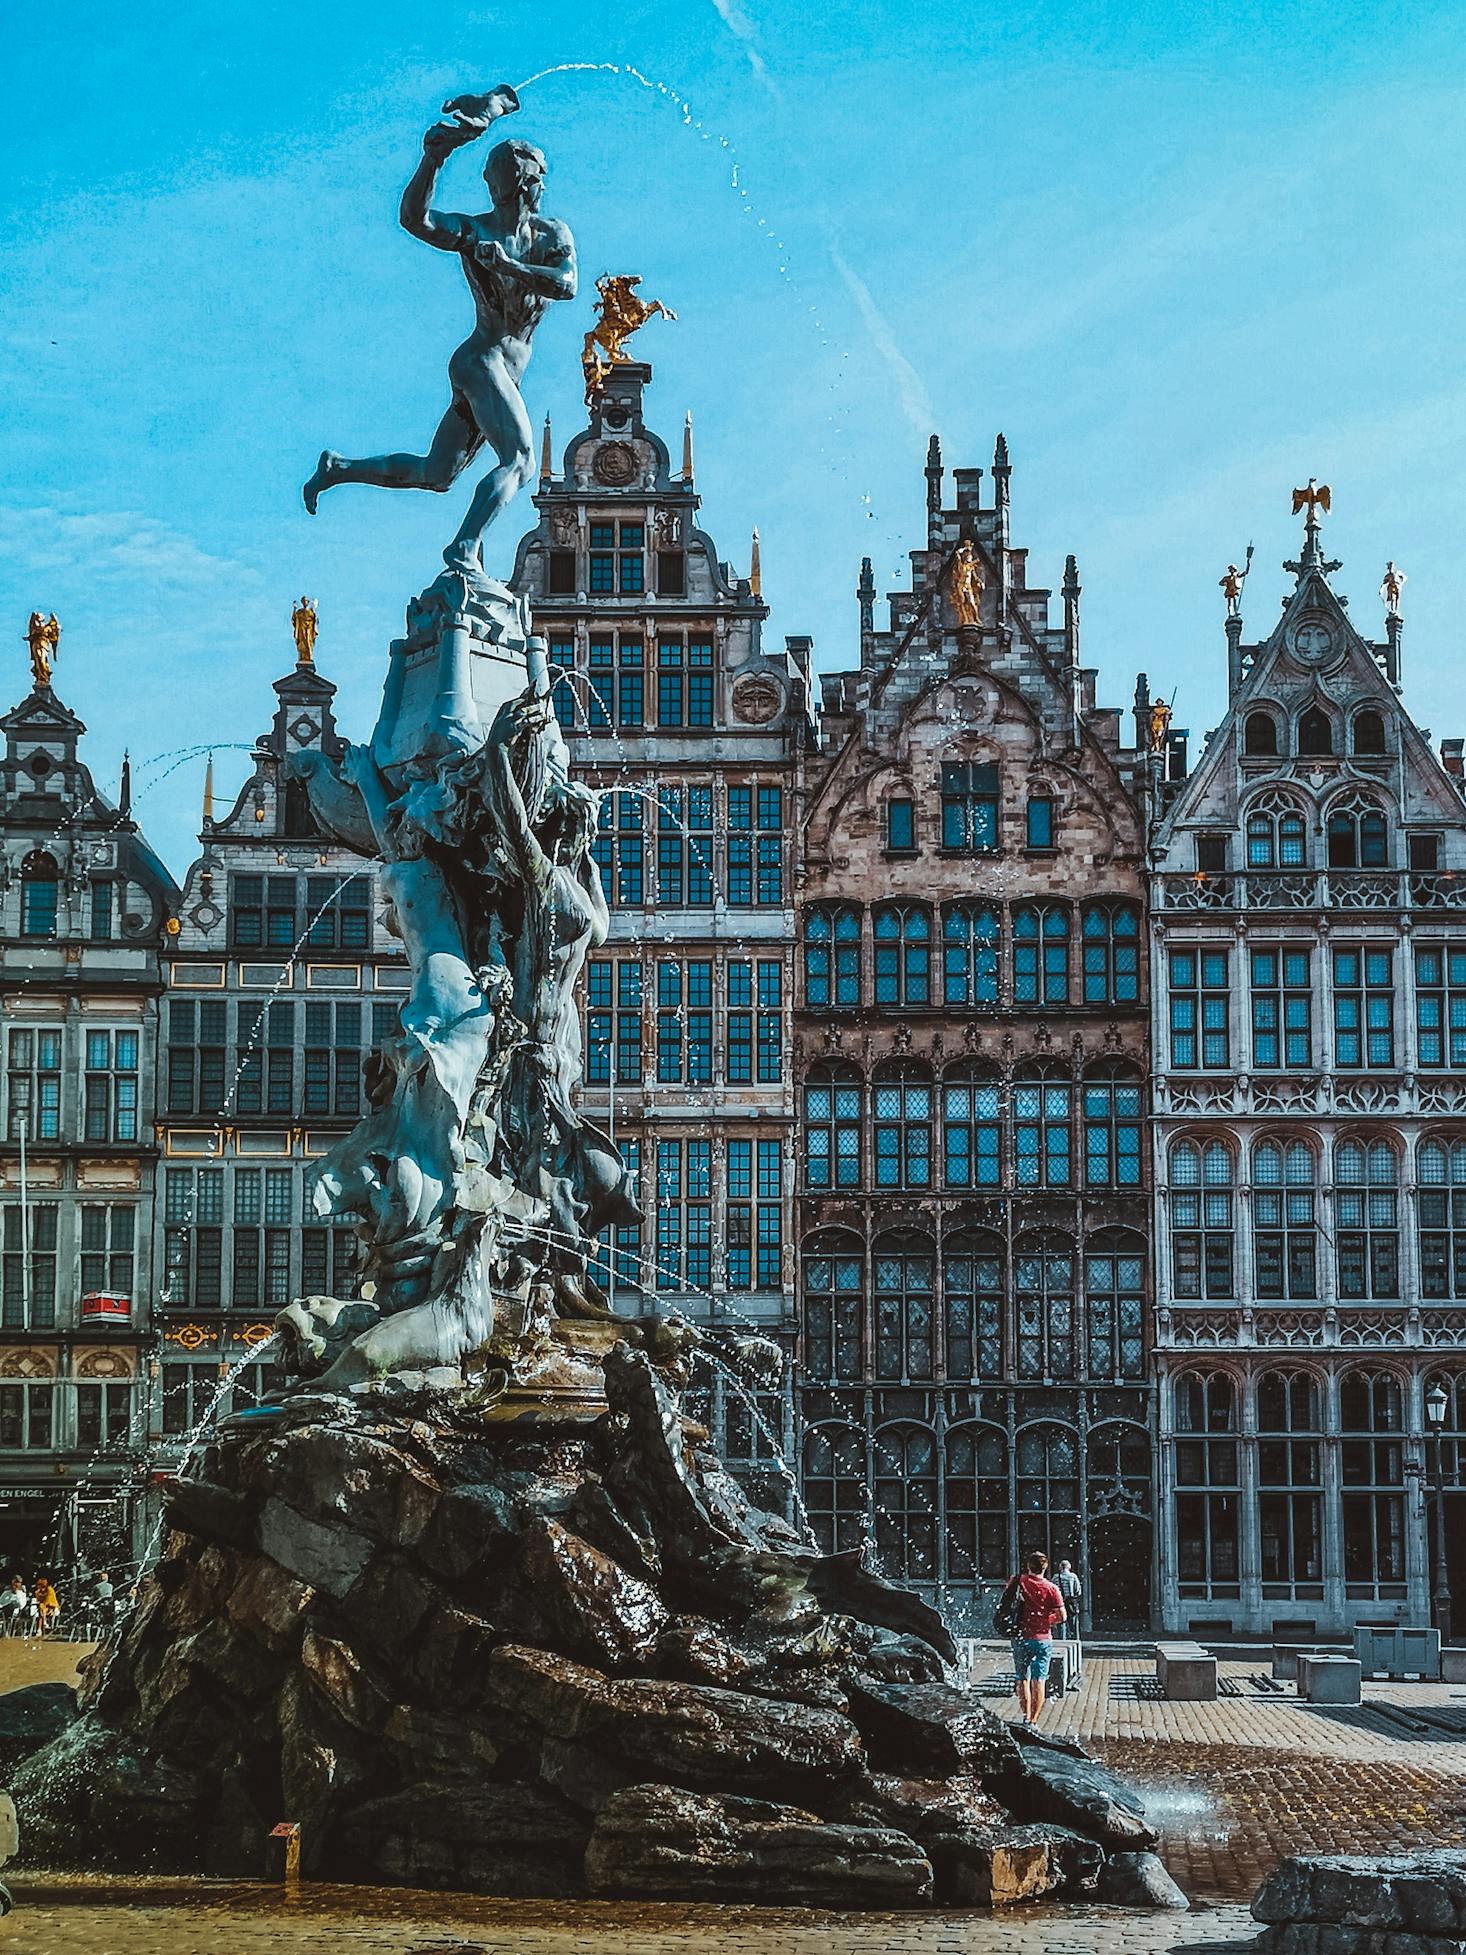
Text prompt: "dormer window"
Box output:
[[589, 519, 644, 595], [1298, 707, 1334, 757], [1244, 711, 1279, 757], [1353, 710, 1387, 756], [20, 851, 59, 939], [940, 762, 999, 852], [886, 797, 915, 852]]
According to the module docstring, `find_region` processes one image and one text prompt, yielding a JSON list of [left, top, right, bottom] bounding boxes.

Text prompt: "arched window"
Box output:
[[1013, 1062, 1071, 1187], [803, 1062, 862, 1190], [1082, 1062, 1142, 1188], [1353, 710, 1386, 756], [1245, 792, 1308, 869], [1244, 711, 1280, 756], [1169, 1139, 1235, 1299], [800, 1233, 863, 1381], [1013, 903, 1070, 1005], [1340, 1370, 1405, 1589], [19, 851, 59, 939], [873, 904, 931, 1007], [1084, 1231, 1145, 1380], [944, 1424, 1009, 1583], [873, 1424, 939, 1582], [1015, 1232, 1076, 1379], [1326, 793, 1389, 869], [873, 1232, 936, 1380], [1081, 902, 1141, 1005], [1335, 1139, 1400, 1299], [872, 1061, 933, 1189], [1257, 1371, 1323, 1586], [1419, 1139, 1466, 1299], [942, 1063, 1001, 1189], [1173, 1372, 1239, 1596], [1253, 1140, 1318, 1300], [940, 761, 1000, 853], [1015, 1423, 1080, 1567], [1298, 706, 1334, 757], [802, 1423, 867, 1556], [943, 1230, 1003, 1381], [942, 903, 999, 1007], [804, 905, 861, 1009]]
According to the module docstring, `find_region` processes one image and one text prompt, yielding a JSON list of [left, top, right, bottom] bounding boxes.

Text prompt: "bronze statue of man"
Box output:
[[303, 87, 577, 573]]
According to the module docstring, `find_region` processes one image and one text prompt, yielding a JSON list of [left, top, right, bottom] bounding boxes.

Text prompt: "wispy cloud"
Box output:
[[829, 246, 936, 445], [0, 505, 252, 586], [706, 0, 781, 98]]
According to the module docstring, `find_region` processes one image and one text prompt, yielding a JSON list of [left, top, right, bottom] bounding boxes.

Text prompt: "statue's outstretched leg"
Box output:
[[444, 356, 535, 569], [303, 398, 480, 513]]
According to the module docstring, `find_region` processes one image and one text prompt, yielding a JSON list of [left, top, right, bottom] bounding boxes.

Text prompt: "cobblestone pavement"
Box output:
[[0, 1879, 1261, 1955]]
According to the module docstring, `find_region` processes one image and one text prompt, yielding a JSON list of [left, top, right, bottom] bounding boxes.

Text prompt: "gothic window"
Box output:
[[1414, 945, 1466, 1068], [19, 851, 59, 939], [1081, 902, 1141, 1005], [1250, 945, 1312, 1068], [1419, 1139, 1466, 1299], [1, 1206, 58, 1329], [939, 761, 1000, 852], [1244, 710, 1279, 756], [1335, 1139, 1400, 1300], [804, 905, 861, 1010], [1327, 794, 1389, 869], [941, 1063, 1001, 1189], [1353, 710, 1387, 756], [1084, 1232, 1145, 1380], [1333, 945, 1394, 1068], [1082, 1063, 1142, 1189], [1015, 1424, 1080, 1566], [873, 904, 932, 1007], [886, 796, 916, 852], [1340, 1370, 1406, 1590], [801, 1233, 863, 1381], [1013, 904, 1070, 1005], [1013, 1063, 1072, 1188], [873, 1061, 933, 1190], [1173, 1372, 1240, 1595], [5, 1027, 61, 1141], [1245, 793, 1308, 869], [803, 1423, 866, 1555], [1168, 946, 1229, 1067], [1015, 1233, 1077, 1379], [1170, 1139, 1235, 1300], [873, 1233, 937, 1381], [1253, 1139, 1318, 1300], [1257, 1371, 1323, 1587], [942, 903, 999, 1007], [873, 1424, 939, 1583], [803, 1062, 862, 1190], [1298, 706, 1334, 757], [944, 1424, 1009, 1583], [943, 1230, 1003, 1381]]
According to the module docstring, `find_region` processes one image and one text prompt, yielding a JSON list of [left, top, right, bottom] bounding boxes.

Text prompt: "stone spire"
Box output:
[[750, 528, 762, 599], [202, 752, 214, 828], [539, 413, 553, 486], [857, 555, 876, 639], [119, 749, 132, 819], [681, 411, 695, 484]]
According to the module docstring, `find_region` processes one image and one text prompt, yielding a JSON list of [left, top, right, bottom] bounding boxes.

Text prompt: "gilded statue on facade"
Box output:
[[1148, 698, 1173, 754], [1380, 561, 1407, 615], [292, 596, 319, 664], [582, 274, 676, 402], [25, 612, 60, 689], [1219, 543, 1253, 617], [1292, 478, 1331, 519], [948, 538, 984, 629]]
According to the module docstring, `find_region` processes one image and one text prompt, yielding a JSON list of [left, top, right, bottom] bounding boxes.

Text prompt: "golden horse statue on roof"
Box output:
[[582, 275, 676, 402]]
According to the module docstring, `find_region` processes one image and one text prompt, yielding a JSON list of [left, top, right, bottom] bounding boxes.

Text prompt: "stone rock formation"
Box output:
[[1254, 1850, 1466, 1955]]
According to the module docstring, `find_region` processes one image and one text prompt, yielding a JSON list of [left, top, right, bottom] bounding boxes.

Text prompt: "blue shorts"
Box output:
[[1012, 1638, 1053, 1681]]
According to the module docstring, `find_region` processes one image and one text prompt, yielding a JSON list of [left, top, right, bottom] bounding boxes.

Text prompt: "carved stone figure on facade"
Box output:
[[1380, 561, 1406, 615], [654, 506, 684, 549], [303, 86, 577, 575], [948, 538, 984, 629], [291, 596, 318, 665], [25, 613, 60, 690], [581, 274, 676, 403]]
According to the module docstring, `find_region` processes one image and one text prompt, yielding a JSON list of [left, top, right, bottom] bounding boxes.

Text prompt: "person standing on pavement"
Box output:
[[1055, 1557, 1082, 1639], [1003, 1550, 1066, 1724]]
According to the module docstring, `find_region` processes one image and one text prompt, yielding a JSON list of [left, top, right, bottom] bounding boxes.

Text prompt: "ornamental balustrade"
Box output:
[[1158, 1304, 1466, 1349], [1158, 871, 1466, 913]]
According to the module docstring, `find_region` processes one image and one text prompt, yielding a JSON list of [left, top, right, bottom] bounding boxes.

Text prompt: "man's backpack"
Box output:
[[992, 1576, 1024, 1639]]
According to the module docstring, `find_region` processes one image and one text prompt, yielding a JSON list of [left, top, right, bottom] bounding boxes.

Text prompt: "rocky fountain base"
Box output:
[[11, 1331, 1180, 1911]]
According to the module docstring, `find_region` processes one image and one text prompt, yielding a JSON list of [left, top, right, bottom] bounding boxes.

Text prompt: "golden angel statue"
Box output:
[[1380, 561, 1406, 616], [948, 539, 984, 629], [25, 612, 60, 689], [292, 596, 319, 664], [582, 275, 676, 403], [1148, 699, 1173, 755]]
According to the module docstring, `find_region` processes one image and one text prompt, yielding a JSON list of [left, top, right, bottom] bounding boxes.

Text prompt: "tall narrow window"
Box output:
[[1084, 1236, 1145, 1380], [1335, 1139, 1399, 1299], [942, 903, 999, 1007], [83, 1029, 140, 1142], [873, 905, 931, 1007], [756, 961, 781, 1083], [1015, 1236, 1077, 1379], [943, 1233, 1002, 1380], [945, 1424, 1009, 1582], [804, 1063, 861, 1190], [804, 906, 860, 1010], [1173, 1373, 1240, 1595], [1257, 1372, 1323, 1588], [1013, 1064, 1071, 1187], [872, 1062, 933, 1189], [1169, 946, 1229, 1068], [1013, 904, 1070, 1006], [886, 797, 915, 852], [939, 761, 999, 852], [89, 880, 114, 941], [1081, 903, 1140, 1005], [942, 1064, 1001, 1188], [872, 1424, 939, 1581], [1170, 1140, 1234, 1299], [1251, 946, 1312, 1068], [873, 1235, 936, 1382], [1333, 945, 1393, 1068], [1340, 1370, 1405, 1590], [6, 1028, 62, 1141], [1026, 796, 1055, 849], [585, 959, 611, 1084], [1419, 1139, 1466, 1299], [548, 635, 576, 728], [1415, 944, 1466, 1068], [803, 1423, 867, 1553], [19, 852, 59, 939], [2, 1208, 58, 1329], [1082, 1064, 1142, 1188], [1253, 1140, 1318, 1300], [801, 1238, 863, 1381]]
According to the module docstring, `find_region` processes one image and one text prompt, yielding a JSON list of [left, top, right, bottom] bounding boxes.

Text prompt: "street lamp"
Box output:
[[1426, 1380, 1452, 1647]]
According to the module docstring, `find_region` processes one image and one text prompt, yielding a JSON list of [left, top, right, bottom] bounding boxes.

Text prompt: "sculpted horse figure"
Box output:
[[582, 274, 675, 401]]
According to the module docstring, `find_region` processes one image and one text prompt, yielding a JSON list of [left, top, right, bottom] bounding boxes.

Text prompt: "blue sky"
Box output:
[[4, 0, 1466, 874]]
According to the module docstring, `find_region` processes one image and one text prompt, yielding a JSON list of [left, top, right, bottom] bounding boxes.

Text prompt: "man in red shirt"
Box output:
[[1007, 1549, 1067, 1724]]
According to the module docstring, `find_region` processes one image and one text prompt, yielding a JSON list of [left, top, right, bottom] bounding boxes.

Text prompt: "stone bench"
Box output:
[[1353, 1624, 1441, 1680], [1272, 1644, 1334, 1682], [1443, 1647, 1466, 1685], [1297, 1654, 1362, 1705], [1155, 1641, 1217, 1701]]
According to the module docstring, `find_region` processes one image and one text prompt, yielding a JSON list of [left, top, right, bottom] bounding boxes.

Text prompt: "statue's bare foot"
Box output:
[[442, 536, 484, 576], [303, 451, 342, 515]]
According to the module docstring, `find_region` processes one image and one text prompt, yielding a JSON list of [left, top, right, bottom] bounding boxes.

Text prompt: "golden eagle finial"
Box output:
[[1291, 478, 1331, 519]]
